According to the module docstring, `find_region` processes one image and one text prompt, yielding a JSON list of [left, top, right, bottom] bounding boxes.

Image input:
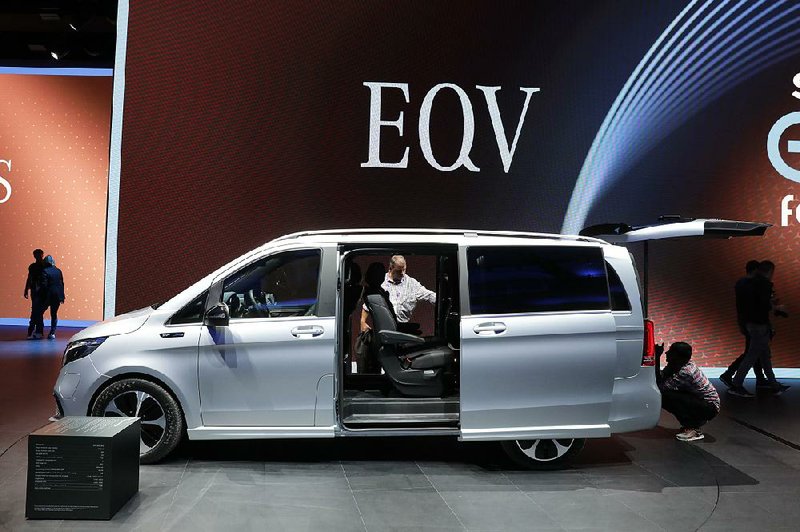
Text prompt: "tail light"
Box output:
[[642, 319, 655, 366]]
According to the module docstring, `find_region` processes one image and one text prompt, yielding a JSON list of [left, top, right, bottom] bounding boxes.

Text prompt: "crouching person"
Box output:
[[656, 342, 720, 442]]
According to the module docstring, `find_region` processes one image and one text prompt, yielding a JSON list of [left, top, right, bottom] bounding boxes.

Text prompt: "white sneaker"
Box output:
[[47, 333, 56, 340], [676, 429, 704, 442]]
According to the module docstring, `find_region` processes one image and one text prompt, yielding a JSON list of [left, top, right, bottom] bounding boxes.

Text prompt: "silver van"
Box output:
[[54, 223, 764, 468]]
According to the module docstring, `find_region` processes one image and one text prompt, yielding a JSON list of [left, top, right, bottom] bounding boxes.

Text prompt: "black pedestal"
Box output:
[[26, 416, 140, 520]]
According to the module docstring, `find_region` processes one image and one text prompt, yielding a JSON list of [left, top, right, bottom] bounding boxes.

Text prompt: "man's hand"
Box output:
[[23, 292, 28, 299], [655, 343, 665, 357], [360, 322, 371, 333]]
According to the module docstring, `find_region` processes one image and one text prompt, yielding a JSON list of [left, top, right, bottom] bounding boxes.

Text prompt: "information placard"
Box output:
[[26, 417, 139, 520]]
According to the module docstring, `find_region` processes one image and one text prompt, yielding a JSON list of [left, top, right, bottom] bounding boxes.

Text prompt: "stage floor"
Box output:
[[1, 325, 799, 531]]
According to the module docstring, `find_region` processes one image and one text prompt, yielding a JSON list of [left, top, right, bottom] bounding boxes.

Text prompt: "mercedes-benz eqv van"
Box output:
[[54, 222, 766, 468]]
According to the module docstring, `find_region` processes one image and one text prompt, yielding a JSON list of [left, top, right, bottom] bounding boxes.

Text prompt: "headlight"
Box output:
[[63, 337, 107, 367]]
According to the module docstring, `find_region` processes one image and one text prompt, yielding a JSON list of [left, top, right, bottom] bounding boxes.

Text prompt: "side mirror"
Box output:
[[204, 303, 230, 327]]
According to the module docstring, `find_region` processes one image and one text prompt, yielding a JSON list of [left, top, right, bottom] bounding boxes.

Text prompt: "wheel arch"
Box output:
[[87, 371, 189, 434]]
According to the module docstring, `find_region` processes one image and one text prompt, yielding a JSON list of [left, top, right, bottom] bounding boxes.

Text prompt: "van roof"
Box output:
[[271, 228, 608, 245]]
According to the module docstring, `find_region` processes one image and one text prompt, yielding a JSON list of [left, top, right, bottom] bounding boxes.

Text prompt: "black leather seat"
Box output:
[[365, 293, 454, 397]]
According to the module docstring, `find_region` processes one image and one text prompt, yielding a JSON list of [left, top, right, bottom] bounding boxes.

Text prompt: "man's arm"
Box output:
[[360, 307, 370, 332], [413, 279, 436, 304], [23, 268, 32, 298], [655, 343, 664, 387]]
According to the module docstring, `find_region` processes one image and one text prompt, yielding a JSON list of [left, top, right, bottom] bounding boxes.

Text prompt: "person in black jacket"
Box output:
[[41, 255, 65, 339], [23, 248, 46, 339], [729, 261, 787, 397], [719, 260, 768, 388]]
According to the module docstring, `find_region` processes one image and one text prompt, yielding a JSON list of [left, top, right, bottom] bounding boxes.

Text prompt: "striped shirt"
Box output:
[[660, 361, 720, 411], [381, 274, 436, 323]]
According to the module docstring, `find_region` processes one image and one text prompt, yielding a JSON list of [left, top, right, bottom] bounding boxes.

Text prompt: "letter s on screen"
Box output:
[[0, 159, 10, 204]]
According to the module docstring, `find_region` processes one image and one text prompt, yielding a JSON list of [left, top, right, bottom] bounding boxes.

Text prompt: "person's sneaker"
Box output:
[[727, 386, 755, 398], [771, 384, 790, 396], [718, 373, 734, 388], [26, 334, 35, 340], [47, 333, 56, 340], [676, 429, 705, 441], [756, 381, 774, 389], [32, 333, 43, 340]]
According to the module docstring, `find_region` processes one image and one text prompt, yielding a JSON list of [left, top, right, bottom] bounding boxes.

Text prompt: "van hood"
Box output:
[[69, 307, 154, 343]]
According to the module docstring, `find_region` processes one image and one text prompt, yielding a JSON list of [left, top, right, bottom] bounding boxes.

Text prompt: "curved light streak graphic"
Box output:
[[561, 0, 800, 234], [601, 1, 797, 174]]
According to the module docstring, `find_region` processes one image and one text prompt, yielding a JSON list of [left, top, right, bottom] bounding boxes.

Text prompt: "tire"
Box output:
[[500, 438, 585, 470], [91, 378, 184, 464]]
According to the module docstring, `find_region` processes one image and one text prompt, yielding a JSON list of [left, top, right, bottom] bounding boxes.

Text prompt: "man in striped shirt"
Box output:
[[657, 342, 720, 442], [382, 255, 437, 324], [361, 255, 437, 334]]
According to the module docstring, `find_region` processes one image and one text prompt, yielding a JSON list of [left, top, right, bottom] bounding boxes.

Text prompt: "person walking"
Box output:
[[23, 248, 46, 339], [41, 255, 65, 339], [657, 342, 720, 441], [719, 260, 768, 388], [728, 261, 788, 397]]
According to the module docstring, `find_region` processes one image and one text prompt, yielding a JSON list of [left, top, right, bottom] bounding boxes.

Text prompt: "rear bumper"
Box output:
[[608, 369, 661, 433]]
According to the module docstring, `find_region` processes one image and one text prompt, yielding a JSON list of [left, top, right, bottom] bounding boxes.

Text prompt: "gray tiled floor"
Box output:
[[1, 326, 800, 531]]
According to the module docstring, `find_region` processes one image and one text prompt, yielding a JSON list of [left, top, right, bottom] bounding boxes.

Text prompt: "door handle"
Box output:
[[473, 322, 507, 335], [160, 332, 185, 338], [291, 325, 324, 338]]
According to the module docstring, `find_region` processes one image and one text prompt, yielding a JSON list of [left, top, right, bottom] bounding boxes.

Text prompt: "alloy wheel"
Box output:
[[103, 390, 167, 454], [516, 439, 575, 462]]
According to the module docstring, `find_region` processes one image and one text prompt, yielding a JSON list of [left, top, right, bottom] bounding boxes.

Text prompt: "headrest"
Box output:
[[365, 262, 386, 288], [345, 262, 362, 285]]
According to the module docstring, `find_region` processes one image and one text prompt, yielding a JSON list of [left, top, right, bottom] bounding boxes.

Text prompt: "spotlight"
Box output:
[[50, 49, 70, 60]]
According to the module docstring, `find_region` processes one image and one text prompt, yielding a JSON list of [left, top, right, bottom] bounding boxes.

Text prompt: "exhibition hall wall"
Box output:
[[0, 73, 113, 323], [112, 1, 800, 368]]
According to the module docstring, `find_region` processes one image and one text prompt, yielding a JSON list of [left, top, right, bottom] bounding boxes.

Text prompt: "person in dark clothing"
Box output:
[[23, 248, 45, 339], [41, 255, 65, 339], [729, 261, 788, 397], [720, 260, 767, 387], [657, 342, 720, 442]]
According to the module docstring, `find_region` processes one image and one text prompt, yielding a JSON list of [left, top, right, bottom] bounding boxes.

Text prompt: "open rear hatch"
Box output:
[[580, 216, 771, 315], [580, 217, 770, 243]]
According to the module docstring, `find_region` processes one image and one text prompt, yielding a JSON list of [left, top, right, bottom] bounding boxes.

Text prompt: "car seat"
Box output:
[[365, 293, 454, 397]]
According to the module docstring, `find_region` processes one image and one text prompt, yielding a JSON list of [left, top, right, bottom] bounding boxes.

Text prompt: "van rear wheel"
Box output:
[[500, 438, 585, 470], [91, 378, 184, 464]]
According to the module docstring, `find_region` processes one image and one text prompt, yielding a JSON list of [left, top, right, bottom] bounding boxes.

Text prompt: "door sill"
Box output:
[[187, 425, 335, 440]]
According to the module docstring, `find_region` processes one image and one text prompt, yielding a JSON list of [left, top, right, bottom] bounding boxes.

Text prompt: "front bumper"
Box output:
[[53, 355, 109, 417]]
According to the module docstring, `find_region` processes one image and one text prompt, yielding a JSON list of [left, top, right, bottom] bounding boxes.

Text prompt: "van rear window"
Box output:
[[467, 246, 610, 314], [606, 262, 632, 311]]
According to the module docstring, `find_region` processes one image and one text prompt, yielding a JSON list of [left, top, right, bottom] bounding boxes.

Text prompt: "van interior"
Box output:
[[339, 245, 460, 430]]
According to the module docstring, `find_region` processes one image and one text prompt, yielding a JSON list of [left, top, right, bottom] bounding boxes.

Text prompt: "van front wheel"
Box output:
[[500, 438, 585, 470], [91, 378, 184, 464]]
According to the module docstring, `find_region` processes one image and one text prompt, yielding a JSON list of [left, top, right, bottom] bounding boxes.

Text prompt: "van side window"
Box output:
[[169, 290, 209, 325], [222, 249, 321, 319], [467, 246, 609, 314], [606, 262, 631, 311]]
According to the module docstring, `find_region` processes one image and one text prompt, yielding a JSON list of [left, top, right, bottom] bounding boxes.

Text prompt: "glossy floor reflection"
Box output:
[[1, 325, 799, 531]]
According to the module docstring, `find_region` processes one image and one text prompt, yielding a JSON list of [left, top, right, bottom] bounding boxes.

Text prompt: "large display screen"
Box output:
[[0, 73, 113, 323], [114, 1, 800, 367]]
